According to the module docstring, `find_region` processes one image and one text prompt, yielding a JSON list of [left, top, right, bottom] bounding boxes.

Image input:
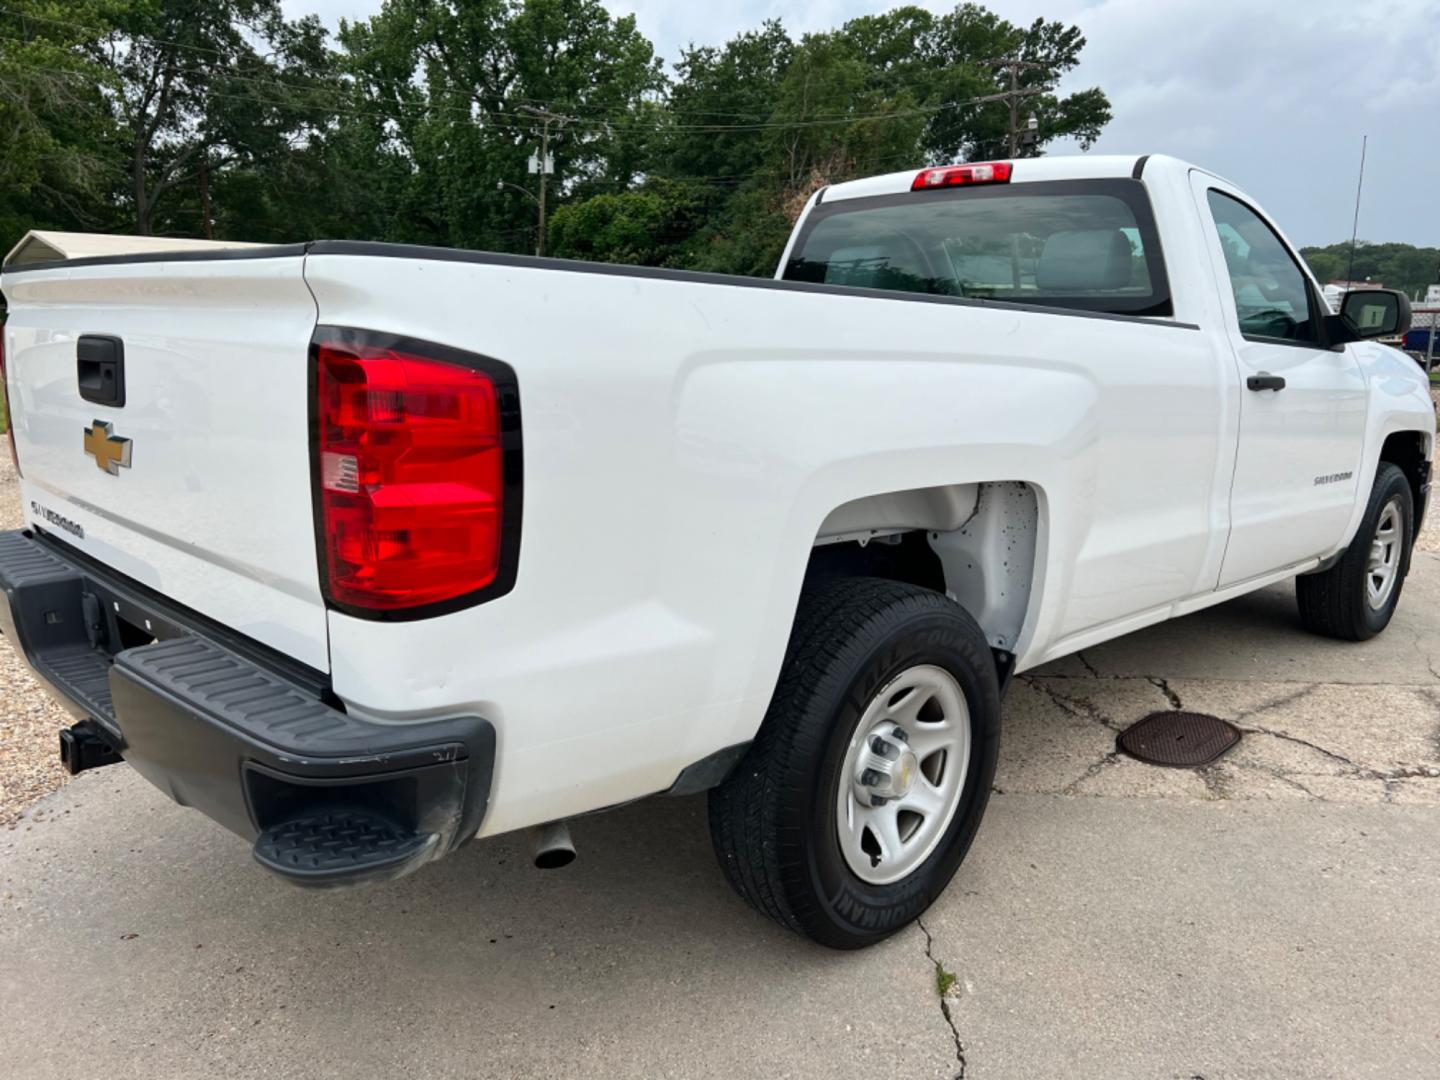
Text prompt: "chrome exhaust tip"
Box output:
[[531, 820, 576, 869]]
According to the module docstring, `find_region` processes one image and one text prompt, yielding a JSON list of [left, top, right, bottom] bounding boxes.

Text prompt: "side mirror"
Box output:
[[1326, 288, 1412, 345]]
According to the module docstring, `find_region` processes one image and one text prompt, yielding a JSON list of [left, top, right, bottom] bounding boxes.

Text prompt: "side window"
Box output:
[[1206, 190, 1319, 344]]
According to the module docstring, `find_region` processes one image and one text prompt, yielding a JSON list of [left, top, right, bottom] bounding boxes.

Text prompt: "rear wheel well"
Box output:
[[806, 481, 1040, 676], [803, 531, 945, 595]]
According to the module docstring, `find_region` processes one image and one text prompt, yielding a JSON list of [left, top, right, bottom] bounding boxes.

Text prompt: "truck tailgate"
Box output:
[[1, 254, 328, 671]]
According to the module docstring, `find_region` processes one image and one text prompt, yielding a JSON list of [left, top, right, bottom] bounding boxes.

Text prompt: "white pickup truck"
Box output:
[[0, 154, 1432, 948]]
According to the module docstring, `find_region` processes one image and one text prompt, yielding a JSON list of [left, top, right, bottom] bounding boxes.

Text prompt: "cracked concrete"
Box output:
[[2, 558, 1439, 1077], [918, 796, 1440, 1080], [1147, 675, 1184, 710], [917, 917, 967, 1079], [1007, 560, 1440, 809]]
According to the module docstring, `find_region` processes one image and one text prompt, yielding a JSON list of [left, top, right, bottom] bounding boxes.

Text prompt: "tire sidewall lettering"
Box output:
[[804, 617, 999, 939]]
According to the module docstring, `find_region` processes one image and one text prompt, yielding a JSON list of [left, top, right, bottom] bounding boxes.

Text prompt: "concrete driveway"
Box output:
[[3, 556, 1439, 1079]]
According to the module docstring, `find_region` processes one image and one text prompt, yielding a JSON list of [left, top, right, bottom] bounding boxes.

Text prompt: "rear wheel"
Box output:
[[708, 577, 1000, 949], [1296, 463, 1414, 641]]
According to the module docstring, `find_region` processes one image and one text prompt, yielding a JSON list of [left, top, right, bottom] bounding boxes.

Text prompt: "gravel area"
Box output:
[[0, 457, 73, 826]]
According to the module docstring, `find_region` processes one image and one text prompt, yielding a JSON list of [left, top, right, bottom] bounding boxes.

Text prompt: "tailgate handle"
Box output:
[[78, 335, 126, 408]]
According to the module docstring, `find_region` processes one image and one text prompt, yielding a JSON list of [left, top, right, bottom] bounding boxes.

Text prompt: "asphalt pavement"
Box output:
[[3, 554, 1438, 1079]]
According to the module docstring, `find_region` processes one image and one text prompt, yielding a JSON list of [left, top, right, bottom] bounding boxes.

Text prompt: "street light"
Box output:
[[496, 180, 539, 205]]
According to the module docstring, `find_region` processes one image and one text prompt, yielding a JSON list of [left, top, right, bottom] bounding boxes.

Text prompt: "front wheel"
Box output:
[[708, 577, 1000, 949], [1296, 462, 1414, 641]]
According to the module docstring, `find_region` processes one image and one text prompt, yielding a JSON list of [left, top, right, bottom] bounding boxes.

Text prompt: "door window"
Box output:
[[1206, 190, 1320, 345]]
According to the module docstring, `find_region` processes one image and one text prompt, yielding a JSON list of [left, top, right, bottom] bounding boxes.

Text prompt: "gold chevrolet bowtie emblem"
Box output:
[[83, 421, 132, 476]]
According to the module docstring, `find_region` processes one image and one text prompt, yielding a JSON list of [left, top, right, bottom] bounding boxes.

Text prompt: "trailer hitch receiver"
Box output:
[[58, 722, 122, 775]]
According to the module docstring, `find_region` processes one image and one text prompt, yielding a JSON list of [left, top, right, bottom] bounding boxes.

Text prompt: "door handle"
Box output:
[[1246, 372, 1286, 392]]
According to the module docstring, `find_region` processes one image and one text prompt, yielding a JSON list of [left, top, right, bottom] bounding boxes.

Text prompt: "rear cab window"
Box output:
[[783, 178, 1173, 318]]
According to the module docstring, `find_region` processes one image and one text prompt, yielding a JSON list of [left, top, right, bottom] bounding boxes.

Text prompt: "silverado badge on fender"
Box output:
[[83, 420, 132, 475]]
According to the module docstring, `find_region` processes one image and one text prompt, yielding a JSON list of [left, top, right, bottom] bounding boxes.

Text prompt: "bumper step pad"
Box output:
[[254, 810, 438, 886], [1, 530, 496, 890]]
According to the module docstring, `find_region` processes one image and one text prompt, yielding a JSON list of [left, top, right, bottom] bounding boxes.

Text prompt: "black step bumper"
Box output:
[[0, 529, 494, 887]]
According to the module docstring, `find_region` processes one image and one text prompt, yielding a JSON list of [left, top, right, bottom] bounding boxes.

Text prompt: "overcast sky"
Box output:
[[284, 0, 1440, 248]]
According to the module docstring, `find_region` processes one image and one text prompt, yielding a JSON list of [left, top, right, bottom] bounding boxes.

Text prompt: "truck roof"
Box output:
[[821, 154, 1185, 204]]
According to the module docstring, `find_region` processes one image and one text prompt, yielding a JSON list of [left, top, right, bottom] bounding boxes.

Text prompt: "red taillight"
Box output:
[[911, 162, 1012, 191], [314, 331, 518, 614], [0, 333, 19, 477]]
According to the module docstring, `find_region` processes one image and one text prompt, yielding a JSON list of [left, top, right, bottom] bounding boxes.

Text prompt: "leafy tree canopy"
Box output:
[[0, 0, 1114, 275], [1301, 241, 1440, 301]]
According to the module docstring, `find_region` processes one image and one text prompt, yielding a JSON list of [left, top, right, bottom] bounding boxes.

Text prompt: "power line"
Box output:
[[2, 57, 1011, 201], [5, 55, 1042, 136], [0, 5, 931, 121], [0, 8, 1057, 130], [4, 55, 938, 187]]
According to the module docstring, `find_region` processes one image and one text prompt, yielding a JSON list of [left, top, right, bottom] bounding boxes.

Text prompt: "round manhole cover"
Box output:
[[1117, 711, 1241, 768]]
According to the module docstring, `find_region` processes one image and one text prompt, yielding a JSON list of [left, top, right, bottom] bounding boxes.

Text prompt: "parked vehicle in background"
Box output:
[[1402, 286, 1439, 373], [0, 154, 1432, 947]]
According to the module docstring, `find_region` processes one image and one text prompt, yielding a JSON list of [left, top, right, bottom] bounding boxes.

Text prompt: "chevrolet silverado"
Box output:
[[0, 154, 1432, 948]]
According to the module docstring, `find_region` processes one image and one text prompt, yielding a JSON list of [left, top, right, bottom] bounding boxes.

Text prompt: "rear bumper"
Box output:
[[0, 529, 494, 887]]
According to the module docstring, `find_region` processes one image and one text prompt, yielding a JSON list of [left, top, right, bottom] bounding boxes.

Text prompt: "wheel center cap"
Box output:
[[1370, 539, 1386, 570], [892, 751, 918, 797]]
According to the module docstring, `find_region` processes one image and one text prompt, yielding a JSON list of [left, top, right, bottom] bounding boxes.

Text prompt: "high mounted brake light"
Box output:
[[312, 329, 521, 616], [0, 332, 18, 476], [911, 162, 1012, 191]]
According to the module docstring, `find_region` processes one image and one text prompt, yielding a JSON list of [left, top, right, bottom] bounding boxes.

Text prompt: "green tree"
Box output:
[[838, 5, 1110, 164], [632, 4, 1111, 276], [0, 0, 1115, 278], [765, 33, 926, 194], [0, 2, 116, 242], [1301, 241, 1440, 299], [547, 179, 702, 265], [664, 21, 793, 184], [336, 0, 663, 253], [95, 0, 333, 235]]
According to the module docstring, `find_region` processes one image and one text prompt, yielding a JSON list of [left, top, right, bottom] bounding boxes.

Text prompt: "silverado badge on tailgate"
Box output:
[[83, 420, 132, 475]]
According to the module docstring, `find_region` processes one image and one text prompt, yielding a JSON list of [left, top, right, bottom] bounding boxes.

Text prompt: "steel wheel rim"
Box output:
[[835, 664, 971, 886], [1366, 497, 1403, 611]]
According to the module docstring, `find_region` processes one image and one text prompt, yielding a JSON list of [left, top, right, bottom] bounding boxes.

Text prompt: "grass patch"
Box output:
[[935, 961, 957, 998]]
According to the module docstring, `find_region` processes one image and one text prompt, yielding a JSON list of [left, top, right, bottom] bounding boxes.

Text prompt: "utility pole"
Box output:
[[978, 58, 1050, 157], [198, 150, 213, 240], [518, 105, 579, 257]]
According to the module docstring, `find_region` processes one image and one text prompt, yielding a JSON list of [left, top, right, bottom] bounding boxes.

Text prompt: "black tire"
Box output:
[[1296, 463, 1414, 641], [708, 577, 1001, 949]]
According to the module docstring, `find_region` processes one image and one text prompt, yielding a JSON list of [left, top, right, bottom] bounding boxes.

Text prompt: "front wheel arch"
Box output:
[[1297, 462, 1414, 641]]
